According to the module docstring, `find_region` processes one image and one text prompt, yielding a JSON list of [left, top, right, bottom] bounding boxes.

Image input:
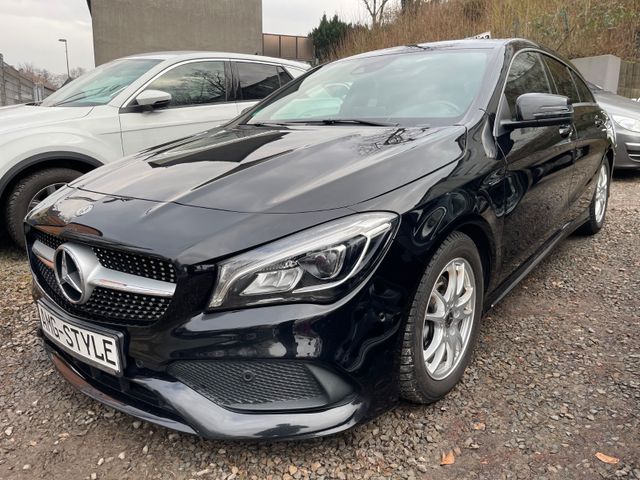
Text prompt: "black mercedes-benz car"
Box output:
[[25, 39, 614, 440]]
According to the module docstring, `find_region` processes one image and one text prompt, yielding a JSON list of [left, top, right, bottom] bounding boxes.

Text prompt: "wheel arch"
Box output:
[[605, 148, 615, 175], [455, 220, 495, 293], [426, 213, 498, 296], [0, 151, 102, 208]]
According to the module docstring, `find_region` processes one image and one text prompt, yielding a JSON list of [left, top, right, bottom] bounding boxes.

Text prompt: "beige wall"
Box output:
[[572, 55, 621, 94], [90, 0, 262, 65]]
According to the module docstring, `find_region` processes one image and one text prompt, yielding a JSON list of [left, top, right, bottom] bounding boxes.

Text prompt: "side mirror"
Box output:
[[502, 93, 573, 131], [240, 106, 252, 115], [135, 89, 172, 109]]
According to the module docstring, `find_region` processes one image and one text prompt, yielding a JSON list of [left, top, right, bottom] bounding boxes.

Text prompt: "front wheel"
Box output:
[[5, 168, 82, 248], [399, 231, 484, 404], [578, 159, 610, 236]]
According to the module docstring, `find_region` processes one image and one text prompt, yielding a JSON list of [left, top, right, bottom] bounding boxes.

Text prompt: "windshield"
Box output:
[[42, 58, 162, 107], [246, 50, 490, 127]]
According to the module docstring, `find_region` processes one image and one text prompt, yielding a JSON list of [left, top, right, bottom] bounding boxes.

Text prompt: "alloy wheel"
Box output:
[[594, 163, 608, 224], [423, 257, 476, 380]]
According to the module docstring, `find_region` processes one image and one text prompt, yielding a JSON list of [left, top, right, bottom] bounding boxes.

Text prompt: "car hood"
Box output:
[[595, 91, 640, 116], [74, 124, 466, 214], [0, 104, 93, 135]]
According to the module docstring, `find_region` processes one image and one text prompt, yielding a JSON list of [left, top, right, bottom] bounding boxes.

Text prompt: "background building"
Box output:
[[87, 0, 264, 65]]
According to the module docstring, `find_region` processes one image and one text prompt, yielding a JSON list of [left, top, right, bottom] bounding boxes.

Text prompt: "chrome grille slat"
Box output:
[[32, 256, 172, 325], [94, 247, 177, 283], [29, 230, 176, 326], [32, 230, 177, 284]]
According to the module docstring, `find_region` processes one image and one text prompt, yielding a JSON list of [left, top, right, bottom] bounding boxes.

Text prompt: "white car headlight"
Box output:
[[208, 212, 399, 309], [612, 114, 640, 133]]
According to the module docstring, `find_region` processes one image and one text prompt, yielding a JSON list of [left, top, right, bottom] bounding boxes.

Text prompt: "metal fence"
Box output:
[[619, 60, 640, 100], [262, 34, 314, 63], [0, 53, 55, 106]]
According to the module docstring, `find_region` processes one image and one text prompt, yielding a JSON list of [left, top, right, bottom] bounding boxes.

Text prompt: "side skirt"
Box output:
[[484, 219, 579, 311]]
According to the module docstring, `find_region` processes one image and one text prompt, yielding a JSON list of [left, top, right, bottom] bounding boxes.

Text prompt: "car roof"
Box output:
[[122, 51, 310, 70], [343, 38, 539, 60]]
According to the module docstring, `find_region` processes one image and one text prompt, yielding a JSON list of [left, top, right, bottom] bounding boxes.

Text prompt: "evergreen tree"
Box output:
[[309, 14, 352, 62]]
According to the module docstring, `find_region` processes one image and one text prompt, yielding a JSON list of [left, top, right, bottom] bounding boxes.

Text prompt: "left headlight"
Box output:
[[208, 212, 399, 310], [612, 114, 640, 133]]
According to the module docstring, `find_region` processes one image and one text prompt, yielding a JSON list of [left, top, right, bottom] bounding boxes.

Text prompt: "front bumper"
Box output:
[[613, 128, 640, 169], [33, 241, 411, 440], [44, 342, 367, 440], [25, 190, 420, 440]]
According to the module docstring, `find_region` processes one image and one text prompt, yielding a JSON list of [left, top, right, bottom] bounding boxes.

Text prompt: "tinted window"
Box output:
[[247, 50, 490, 127], [569, 70, 595, 103], [145, 61, 227, 107], [237, 63, 281, 100], [543, 57, 579, 104], [504, 52, 552, 120]]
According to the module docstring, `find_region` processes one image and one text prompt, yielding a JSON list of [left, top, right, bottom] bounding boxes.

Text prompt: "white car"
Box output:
[[0, 52, 309, 247]]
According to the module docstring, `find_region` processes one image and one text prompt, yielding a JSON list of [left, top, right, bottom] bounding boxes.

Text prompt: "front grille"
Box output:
[[32, 256, 172, 326], [626, 142, 640, 163], [32, 229, 177, 283], [35, 230, 63, 250], [168, 360, 325, 409], [30, 229, 175, 326], [93, 247, 177, 283]]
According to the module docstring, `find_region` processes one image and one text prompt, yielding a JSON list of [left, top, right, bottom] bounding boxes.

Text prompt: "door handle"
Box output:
[[559, 125, 572, 138]]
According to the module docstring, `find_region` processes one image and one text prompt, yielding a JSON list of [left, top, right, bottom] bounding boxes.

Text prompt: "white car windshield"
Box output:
[[42, 58, 161, 107], [246, 49, 490, 127]]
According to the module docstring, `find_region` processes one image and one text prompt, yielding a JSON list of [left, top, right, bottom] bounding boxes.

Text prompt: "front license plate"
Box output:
[[38, 302, 123, 375]]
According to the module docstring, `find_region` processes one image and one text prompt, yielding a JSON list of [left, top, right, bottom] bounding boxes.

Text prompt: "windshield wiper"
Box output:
[[241, 122, 292, 127], [286, 119, 399, 127]]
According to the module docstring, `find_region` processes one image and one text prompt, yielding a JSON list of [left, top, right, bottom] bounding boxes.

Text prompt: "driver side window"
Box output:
[[504, 52, 552, 120], [144, 61, 228, 108]]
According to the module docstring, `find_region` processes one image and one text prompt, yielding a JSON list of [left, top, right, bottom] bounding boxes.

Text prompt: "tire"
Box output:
[[577, 159, 610, 236], [5, 168, 82, 248], [399, 231, 484, 404]]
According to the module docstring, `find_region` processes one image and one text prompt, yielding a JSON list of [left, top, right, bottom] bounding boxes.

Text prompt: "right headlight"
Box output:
[[612, 114, 640, 133], [208, 212, 399, 310]]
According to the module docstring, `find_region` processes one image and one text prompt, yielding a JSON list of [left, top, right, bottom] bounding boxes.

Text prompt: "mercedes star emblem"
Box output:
[[54, 247, 85, 304]]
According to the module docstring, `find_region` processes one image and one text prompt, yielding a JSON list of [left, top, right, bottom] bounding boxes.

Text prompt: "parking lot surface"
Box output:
[[0, 173, 638, 480]]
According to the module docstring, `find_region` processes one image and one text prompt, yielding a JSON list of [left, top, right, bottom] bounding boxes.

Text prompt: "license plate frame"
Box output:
[[37, 301, 124, 376]]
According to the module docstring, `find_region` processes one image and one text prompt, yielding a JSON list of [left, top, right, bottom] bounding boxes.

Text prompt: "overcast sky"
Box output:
[[0, 0, 380, 75]]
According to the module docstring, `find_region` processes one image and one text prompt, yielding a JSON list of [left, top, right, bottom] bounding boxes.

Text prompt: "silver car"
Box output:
[[590, 83, 640, 170]]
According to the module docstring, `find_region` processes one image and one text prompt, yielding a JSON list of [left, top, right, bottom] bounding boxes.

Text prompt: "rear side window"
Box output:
[[277, 66, 293, 86], [145, 61, 227, 107], [543, 57, 580, 104], [237, 63, 282, 100], [569, 70, 595, 103], [504, 52, 552, 120]]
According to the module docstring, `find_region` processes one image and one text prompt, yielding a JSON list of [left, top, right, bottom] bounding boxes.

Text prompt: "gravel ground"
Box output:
[[0, 173, 638, 480]]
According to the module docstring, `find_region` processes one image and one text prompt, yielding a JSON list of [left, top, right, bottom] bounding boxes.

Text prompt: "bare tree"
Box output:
[[19, 63, 58, 86], [70, 67, 87, 79], [362, 0, 391, 27]]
